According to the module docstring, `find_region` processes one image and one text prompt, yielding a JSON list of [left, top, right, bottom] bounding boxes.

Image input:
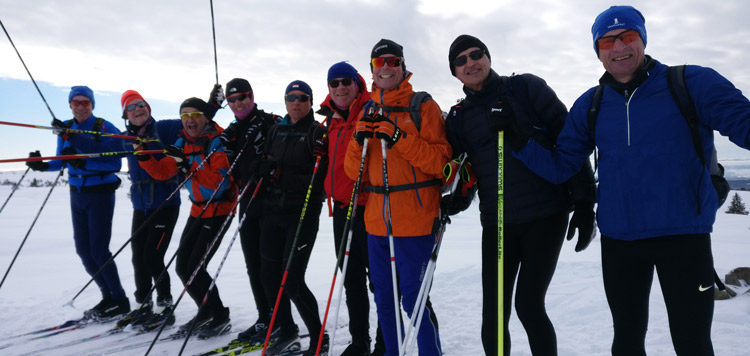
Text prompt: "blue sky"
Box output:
[[1, 0, 750, 171]]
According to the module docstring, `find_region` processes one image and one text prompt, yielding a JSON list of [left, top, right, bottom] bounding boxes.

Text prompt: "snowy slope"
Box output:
[[0, 170, 748, 355]]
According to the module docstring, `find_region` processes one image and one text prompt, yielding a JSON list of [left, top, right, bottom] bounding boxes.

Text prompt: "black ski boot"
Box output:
[[197, 307, 231, 339], [115, 300, 153, 329], [265, 326, 300, 355], [302, 333, 329, 356]]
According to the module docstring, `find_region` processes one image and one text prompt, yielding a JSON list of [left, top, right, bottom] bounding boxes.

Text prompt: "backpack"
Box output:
[[587, 65, 730, 208], [373, 91, 433, 131]]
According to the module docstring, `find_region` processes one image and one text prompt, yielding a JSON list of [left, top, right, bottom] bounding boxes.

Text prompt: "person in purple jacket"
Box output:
[[514, 6, 750, 356]]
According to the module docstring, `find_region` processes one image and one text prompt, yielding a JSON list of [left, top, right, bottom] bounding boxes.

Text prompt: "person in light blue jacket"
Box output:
[[513, 6, 750, 356], [26, 85, 129, 321]]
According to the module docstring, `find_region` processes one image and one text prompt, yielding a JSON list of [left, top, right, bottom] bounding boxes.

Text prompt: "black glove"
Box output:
[[51, 118, 71, 139], [61, 146, 86, 170], [250, 158, 279, 182], [566, 200, 597, 252], [208, 84, 225, 108], [374, 116, 402, 148], [488, 98, 514, 132], [354, 110, 379, 146], [218, 132, 236, 157], [25, 151, 49, 171], [313, 135, 328, 157], [164, 145, 190, 175], [440, 192, 473, 216]]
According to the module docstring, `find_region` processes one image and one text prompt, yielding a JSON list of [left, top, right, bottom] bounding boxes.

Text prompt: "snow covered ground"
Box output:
[[0, 170, 748, 355]]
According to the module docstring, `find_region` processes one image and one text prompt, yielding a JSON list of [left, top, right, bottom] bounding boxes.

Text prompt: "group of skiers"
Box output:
[[21, 5, 750, 356]]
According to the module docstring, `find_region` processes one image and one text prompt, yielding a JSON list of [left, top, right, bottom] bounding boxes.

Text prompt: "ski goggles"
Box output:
[[371, 57, 403, 69], [328, 78, 354, 88], [452, 49, 485, 67], [596, 29, 640, 50], [285, 94, 310, 102], [227, 92, 251, 103], [125, 101, 147, 112], [179, 112, 205, 120]]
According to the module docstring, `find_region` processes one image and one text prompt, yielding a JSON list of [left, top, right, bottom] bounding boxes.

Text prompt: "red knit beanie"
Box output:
[[120, 90, 151, 115]]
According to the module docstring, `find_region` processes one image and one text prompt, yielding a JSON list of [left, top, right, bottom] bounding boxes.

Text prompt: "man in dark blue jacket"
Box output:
[[445, 35, 596, 356], [118, 89, 183, 328], [514, 6, 750, 356], [26, 85, 129, 321]]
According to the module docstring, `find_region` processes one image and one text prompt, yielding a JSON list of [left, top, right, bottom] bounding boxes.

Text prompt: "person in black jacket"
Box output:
[[208, 79, 282, 342], [258, 80, 329, 355], [444, 35, 597, 356]]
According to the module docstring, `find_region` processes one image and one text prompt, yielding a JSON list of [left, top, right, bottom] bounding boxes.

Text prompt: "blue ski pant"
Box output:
[[70, 190, 126, 301], [368, 233, 442, 356]]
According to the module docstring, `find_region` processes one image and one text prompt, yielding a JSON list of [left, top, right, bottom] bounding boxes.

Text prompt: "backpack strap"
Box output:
[[586, 85, 604, 172], [667, 65, 705, 166], [375, 91, 433, 131]]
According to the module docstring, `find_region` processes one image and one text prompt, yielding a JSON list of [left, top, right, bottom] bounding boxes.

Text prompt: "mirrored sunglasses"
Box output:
[[596, 30, 640, 50], [126, 101, 148, 112], [371, 57, 403, 68], [180, 112, 205, 120], [70, 100, 92, 108]]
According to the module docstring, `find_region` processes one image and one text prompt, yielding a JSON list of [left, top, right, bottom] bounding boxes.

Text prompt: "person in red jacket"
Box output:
[[316, 61, 381, 356], [137, 97, 236, 339]]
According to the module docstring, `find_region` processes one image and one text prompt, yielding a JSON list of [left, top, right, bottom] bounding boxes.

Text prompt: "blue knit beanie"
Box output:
[[327, 61, 358, 82], [68, 85, 95, 109], [591, 5, 647, 55], [285, 80, 313, 101]]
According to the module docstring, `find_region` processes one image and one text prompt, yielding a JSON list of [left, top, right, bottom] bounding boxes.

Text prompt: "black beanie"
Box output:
[[371, 38, 403, 58], [226, 78, 253, 97], [180, 97, 215, 120], [448, 34, 491, 76]]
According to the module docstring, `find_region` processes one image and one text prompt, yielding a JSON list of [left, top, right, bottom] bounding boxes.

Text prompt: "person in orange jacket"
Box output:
[[343, 39, 452, 356], [136, 97, 236, 339]]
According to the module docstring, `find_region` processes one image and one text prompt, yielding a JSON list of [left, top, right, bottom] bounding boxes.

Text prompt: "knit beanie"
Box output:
[[371, 39, 403, 59], [448, 34, 491, 76], [591, 5, 647, 55], [327, 61, 359, 82], [180, 97, 215, 120], [120, 90, 151, 116], [285, 80, 313, 101], [226, 78, 253, 97], [69, 85, 95, 109]]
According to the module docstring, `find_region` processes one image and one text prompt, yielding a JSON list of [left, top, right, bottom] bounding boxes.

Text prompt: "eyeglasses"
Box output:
[[126, 101, 147, 112], [371, 57, 403, 69], [227, 93, 250, 103], [285, 94, 310, 102], [180, 112, 204, 120], [328, 78, 354, 88], [453, 49, 485, 67], [596, 29, 640, 50], [70, 100, 92, 108]]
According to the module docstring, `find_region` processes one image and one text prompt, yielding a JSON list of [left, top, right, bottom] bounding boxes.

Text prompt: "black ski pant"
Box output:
[[175, 215, 231, 317], [601, 234, 715, 356], [130, 205, 179, 304], [481, 211, 567, 356], [332, 203, 372, 346], [239, 192, 271, 323], [260, 203, 323, 341]]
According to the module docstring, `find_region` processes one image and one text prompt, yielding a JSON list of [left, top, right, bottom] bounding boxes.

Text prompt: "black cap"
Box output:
[[180, 97, 216, 120], [226, 78, 253, 96], [448, 34, 491, 76]]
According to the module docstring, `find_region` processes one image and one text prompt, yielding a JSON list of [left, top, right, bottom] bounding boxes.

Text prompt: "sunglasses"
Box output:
[[371, 57, 403, 69], [285, 94, 310, 102], [126, 101, 148, 112], [227, 93, 250, 103], [179, 111, 205, 120], [328, 78, 354, 88], [596, 30, 640, 50], [70, 100, 92, 108], [453, 49, 485, 67]]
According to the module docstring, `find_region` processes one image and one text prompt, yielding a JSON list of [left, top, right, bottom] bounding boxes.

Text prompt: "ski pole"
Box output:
[[144, 140, 251, 355], [401, 153, 468, 356], [177, 178, 263, 355], [0, 167, 29, 215], [0, 120, 160, 142], [0, 166, 65, 292], [209, 0, 219, 85], [0, 18, 59, 122], [381, 136, 404, 356], [64, 145, 224, 306], [498, 130, 505, 356], [0, 150, 164, 164], [262, 153, 324, 356], [315, 137, 369, 356]]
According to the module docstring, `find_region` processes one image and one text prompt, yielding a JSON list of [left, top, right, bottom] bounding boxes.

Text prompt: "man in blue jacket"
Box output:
[[26, 86, 129, 321], [514, 6, 750, 356]]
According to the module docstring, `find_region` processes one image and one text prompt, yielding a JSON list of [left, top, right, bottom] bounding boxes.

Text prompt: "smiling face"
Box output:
[[227, 92, 252, 114], [454, 47, 491, 91], [597, 28, 646, 83], [328, 77, 359, 109], [180, 107, 209, 138], [125, 99, 150, 126], [372, 55, 405, 91], [69, 95, 93, 123]]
